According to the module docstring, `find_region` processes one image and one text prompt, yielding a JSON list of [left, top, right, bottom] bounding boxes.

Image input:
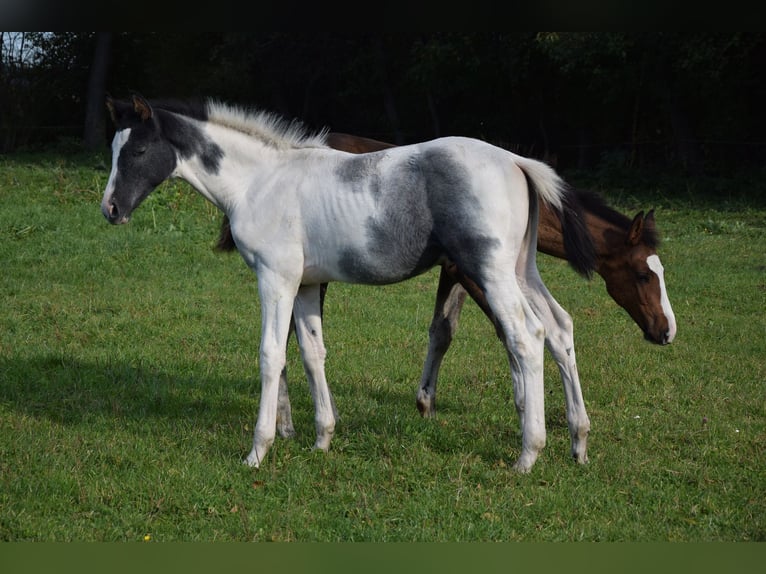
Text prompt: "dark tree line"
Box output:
[[2, 32, 765, 176]]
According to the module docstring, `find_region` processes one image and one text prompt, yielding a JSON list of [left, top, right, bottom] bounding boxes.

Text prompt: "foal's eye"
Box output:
[[132, 146, 147, 156]]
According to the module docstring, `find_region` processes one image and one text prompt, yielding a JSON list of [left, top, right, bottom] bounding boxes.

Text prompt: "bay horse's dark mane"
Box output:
[[575, 189, 659, 248]]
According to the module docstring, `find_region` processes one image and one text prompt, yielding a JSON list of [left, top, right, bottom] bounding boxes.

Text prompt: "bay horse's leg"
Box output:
[[417, 263, 504, 416], [520, 266, 590, 464], [434, 257, 588, 467], [416, 266, 468, 417], [292, 284, 335, 452], [245, 273, 299, 468]]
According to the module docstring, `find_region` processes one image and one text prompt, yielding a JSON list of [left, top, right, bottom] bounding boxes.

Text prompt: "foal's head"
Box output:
[[599, 209, 677, 345], [101, 94, 201, 224]]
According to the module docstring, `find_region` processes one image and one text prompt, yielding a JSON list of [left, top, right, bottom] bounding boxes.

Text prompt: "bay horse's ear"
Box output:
[[644, 209, 656, 229], [131, 93, 153, 122], [627, 211, 645, 246]]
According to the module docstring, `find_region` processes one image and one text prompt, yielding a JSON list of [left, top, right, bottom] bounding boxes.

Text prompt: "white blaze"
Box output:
[[647, 254, 677, 342], [101, 128, 131, 214]]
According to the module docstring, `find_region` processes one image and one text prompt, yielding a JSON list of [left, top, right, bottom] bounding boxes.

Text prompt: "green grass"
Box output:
[[0, 152, 764, 541]]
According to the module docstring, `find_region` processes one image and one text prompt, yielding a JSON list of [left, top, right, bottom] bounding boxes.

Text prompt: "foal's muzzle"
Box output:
[[102, 200, 130, 225]]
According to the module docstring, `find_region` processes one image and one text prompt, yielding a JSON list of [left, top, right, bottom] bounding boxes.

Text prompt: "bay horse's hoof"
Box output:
[[416, 390, 436, 418]]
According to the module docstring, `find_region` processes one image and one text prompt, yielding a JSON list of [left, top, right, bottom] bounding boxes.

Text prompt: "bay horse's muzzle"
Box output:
[[644, 327, 673, 345]]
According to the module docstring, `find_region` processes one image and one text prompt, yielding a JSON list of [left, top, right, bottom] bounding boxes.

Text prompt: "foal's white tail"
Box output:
[[510, 153, 566, 213], [512, 153, 597, 278]]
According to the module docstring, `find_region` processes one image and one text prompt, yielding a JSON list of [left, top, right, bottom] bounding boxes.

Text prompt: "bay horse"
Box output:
[[219, 133, 676, 344], [216, 133, 677, 425], [101, 94, 597, 472]]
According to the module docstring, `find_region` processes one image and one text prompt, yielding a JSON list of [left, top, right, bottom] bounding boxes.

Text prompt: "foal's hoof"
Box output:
[[511, 450, 540, 473], [511, 461, 533, 474], [244, 445, 269, 468], [243, 453, 260, 468], [312, 437, 332, 453], [572, 450, 589, 465], [571, 432, 589, 464]]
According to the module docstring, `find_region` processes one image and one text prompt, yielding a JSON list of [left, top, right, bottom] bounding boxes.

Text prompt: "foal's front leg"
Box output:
[[245, 274, 298, 468], [276, 283, 336, 439], [292, 284, 335, 451]]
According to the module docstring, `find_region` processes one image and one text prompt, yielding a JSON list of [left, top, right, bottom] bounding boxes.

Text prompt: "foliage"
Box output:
[[1, 33, 764, 176], [0, 32, 96, 152], [0, 153, 764, 541]]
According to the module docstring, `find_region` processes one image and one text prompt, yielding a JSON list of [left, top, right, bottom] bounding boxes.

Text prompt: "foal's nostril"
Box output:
[[102, 200, 121, 223], [104, 201, 120, 222]]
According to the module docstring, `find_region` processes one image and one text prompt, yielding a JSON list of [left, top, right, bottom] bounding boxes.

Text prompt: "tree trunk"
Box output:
[[83, 32, 112, 151], [373, 37, 405, 145], [666, 88, 703, 175]]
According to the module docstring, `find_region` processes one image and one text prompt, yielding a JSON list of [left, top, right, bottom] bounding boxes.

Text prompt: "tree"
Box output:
[[0, 32, 42, 151], [83, 33, 112, 150], [3, 32, 764, 175]]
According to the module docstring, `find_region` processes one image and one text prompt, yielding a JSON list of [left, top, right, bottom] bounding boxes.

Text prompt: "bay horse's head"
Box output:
[[600, 209, 677, 345], [101, 94, 177, 224]]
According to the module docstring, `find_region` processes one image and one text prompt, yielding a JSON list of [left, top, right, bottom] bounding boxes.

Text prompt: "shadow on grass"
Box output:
[[0, 354, 255, 427], [1, 354, 567, 466]]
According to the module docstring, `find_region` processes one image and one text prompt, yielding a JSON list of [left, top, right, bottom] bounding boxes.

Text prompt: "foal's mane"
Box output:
[[150, 98, 329, 150], [576, 190, 659, 247], [205, 100, 329, 150]]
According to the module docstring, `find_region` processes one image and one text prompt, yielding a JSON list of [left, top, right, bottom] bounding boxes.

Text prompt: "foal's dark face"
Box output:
[[101, 99, 176, 224]]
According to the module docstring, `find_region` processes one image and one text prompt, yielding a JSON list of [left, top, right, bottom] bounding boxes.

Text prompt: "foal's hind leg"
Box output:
[[520, 268, 590, 463], [481, 277, 547, 473]]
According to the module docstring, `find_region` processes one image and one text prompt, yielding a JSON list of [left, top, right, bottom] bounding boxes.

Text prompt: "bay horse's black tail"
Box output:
[[557, 186, 597, 278], [515, 154, 597, 279]]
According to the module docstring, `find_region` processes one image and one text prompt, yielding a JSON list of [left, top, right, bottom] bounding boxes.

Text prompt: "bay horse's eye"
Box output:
[[637, 272, 651, 284]]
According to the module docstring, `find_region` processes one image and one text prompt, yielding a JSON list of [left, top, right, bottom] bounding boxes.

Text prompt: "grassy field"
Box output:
[[0, 152, 764, 541]]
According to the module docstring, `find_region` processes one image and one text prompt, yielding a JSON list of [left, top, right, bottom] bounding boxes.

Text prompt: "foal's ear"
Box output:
[[131, 93, 153, 122], [105, 94, 117, 124], [627, 211, 645, 246]]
